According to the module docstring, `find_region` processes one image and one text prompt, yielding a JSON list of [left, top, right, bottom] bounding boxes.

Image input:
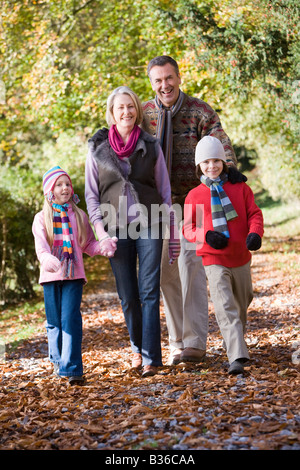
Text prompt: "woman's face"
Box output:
[[200, 159, 224, 179], [113, 94, 137, 134]]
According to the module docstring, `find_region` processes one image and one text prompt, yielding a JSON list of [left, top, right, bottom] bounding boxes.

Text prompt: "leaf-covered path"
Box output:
[[0, 239, 299, 451]]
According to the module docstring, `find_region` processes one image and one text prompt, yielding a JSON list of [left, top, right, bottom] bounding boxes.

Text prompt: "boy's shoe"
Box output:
[[228, 359, 245, 375]]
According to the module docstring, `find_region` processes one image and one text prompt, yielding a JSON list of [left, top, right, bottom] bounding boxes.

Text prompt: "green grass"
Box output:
[[0, 299, 45, 352]]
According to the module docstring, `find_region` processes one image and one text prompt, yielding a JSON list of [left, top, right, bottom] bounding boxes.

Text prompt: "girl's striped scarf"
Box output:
[[51, 202, 76, 278], [200, 174, 238, 238]]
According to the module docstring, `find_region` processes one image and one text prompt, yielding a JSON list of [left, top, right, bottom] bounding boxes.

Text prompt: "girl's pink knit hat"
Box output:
[[42, 166, 74, 196]]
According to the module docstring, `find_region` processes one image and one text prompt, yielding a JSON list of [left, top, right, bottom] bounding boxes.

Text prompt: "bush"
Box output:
[[0, 187, 38, 306]]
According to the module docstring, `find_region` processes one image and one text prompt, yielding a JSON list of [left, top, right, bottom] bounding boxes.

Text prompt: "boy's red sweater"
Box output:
[[183, 181, 264, 268]]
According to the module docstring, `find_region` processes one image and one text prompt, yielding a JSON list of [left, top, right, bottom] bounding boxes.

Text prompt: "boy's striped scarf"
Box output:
[[51, 202, 75, 278], [200, 174, 238, 238]]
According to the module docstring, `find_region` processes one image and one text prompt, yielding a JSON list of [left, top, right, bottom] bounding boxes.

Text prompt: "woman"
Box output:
[[85, 86, 179, 377]]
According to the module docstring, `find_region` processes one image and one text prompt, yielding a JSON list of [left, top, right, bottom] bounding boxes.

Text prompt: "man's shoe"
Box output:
[[131, 353, 142, 369], [142, 365, 158, 377], [228, 359, 245, 375], [180, 347, 206, 363], [168, 349, 183, 365]]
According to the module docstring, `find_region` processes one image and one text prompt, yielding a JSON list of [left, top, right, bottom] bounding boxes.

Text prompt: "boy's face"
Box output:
[[200, 159, 224, 179]]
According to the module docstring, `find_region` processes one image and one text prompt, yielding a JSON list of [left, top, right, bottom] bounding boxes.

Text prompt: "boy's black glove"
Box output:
[[228, 166, 247, 183], [206, 230, 228, 249], [246, 233, 262, 251]]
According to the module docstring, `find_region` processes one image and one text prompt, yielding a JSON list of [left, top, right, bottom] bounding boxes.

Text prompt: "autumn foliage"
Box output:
[[0, 241, 299, 451]]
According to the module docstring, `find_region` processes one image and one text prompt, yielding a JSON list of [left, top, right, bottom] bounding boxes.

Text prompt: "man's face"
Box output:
[[149, 63, 181, 108]]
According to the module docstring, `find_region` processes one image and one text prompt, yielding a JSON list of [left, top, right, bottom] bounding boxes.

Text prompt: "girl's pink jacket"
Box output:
[[32, 205, 101, 284]]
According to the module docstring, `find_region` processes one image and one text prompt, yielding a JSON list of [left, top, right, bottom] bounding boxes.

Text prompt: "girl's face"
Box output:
[[113, 94, 137, 135], [53, 175, 73, 205], [200, 159, 224, 179]]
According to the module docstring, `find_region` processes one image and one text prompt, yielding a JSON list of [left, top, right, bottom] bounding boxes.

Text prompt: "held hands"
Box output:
[[42, 254, 61, 273], [99, 235, 118, 257]]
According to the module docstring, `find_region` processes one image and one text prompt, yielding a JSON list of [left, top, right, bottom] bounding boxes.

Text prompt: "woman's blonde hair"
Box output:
[[105, 86, 143, 127], [43, 198, 87, 248]]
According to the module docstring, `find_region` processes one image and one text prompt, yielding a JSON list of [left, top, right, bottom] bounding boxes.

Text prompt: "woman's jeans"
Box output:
[[109, 226, 163, 366], [43, 279, 84, 377]]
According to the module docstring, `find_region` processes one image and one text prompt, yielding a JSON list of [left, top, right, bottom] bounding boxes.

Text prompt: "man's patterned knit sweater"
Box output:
[[142, 92, 237, 207]]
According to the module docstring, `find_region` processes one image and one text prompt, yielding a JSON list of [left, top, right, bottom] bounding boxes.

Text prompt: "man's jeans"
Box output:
[[43, 279, 84, 377], [109, 226, 163, 366]]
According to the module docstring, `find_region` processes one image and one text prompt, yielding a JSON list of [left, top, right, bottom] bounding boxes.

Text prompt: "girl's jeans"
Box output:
[[109, 225, 163, 366], [43, 279, 84, 377]]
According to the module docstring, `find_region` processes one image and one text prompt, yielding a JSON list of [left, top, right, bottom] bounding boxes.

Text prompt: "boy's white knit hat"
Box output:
[[195, 136, 226, 165]]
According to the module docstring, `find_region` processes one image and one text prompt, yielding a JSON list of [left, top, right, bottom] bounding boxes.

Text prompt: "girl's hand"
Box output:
[[42, 254, 61, 272], [99, 236, 118, 257]]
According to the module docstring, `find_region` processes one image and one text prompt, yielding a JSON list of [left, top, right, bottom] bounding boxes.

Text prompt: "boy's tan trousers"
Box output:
[[204, 261, 252, 363]]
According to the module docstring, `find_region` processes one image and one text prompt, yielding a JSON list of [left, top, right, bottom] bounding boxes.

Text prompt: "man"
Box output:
[[142, 55, 239, 366]]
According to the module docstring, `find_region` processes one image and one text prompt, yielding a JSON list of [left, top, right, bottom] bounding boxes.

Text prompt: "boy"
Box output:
[[183, 136, 264, 374]]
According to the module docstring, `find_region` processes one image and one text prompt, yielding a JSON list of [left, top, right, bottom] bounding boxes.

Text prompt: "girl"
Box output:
[[32, 166, 102, 385], [183, 136, 264, 375]]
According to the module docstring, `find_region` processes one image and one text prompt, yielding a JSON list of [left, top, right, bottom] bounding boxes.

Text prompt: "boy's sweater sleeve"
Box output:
[[245, 185, 264, 237]]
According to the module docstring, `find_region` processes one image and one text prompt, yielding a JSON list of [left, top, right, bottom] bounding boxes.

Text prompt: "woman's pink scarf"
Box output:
[[108, 124, 141, 158]]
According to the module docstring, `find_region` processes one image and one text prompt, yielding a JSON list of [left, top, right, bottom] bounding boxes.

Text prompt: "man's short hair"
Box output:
[[147, 56, 180, 77]]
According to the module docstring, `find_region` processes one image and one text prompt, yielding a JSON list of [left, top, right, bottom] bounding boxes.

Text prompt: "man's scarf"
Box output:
[[155, 90, 184, 175], [108, 124, 141, 159], [51, 202, 75, 278], [200, 174, 238, 238]]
